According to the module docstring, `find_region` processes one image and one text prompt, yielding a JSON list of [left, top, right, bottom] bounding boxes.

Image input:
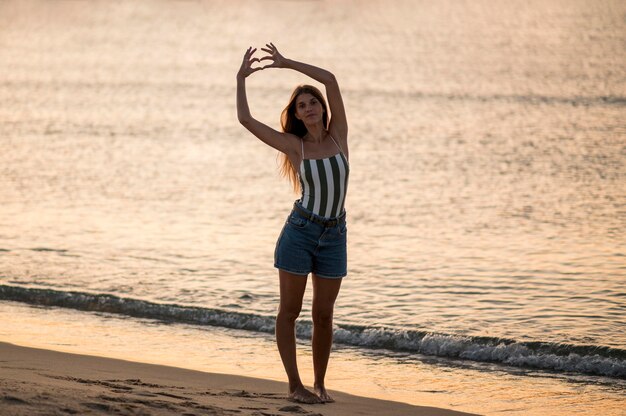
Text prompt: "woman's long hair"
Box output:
[[279, 85, 329, 192]]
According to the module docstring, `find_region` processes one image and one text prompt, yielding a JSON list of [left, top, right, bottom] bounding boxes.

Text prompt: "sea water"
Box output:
[[1, 0, 625, 414]]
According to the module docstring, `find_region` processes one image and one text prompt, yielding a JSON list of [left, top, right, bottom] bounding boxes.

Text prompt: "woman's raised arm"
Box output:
[[237, 47, 299, 157], [260, 43, 348, 143]]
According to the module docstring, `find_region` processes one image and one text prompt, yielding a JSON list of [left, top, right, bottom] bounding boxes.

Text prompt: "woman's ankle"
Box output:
[[288, 380, 305, 393]]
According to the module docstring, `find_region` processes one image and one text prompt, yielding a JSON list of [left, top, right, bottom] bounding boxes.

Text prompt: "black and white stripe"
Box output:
[[299, 152, 349, 218]]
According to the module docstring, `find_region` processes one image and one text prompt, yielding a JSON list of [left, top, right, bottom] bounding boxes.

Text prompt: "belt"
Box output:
[[293, 203, 345, 227]]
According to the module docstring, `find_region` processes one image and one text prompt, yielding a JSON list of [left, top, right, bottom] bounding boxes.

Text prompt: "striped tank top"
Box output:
[[298, 135, 349, 219]]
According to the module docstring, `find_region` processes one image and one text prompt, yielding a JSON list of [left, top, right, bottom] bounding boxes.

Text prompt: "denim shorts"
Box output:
[[274, 203, 347, 279]]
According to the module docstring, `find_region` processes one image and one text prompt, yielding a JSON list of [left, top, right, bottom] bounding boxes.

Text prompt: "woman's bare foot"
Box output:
[[289, 385, 322, 404], [314, 383, 335, 403]]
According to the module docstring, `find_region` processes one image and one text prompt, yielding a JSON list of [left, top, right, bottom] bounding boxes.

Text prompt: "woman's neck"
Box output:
[[304, 125, 326, 143]]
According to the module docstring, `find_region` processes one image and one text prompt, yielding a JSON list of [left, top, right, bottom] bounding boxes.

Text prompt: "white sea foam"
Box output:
[[2, 284, 624, 379]]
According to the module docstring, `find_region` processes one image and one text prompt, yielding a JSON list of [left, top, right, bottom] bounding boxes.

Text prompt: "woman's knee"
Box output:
[[312, 309, 334, 329], [277, 304, 302, 323]]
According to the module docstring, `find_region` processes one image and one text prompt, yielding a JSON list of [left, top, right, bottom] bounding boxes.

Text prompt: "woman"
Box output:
[[236, 43, 349, 404]]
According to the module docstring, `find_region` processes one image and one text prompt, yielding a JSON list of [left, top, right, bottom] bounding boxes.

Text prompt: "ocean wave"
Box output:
[[1, 284, 624, 379]]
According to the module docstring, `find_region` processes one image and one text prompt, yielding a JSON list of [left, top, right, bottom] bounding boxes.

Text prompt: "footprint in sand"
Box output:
[[278, 405, 324, 415], [3, 395, 28, 405], [82, 402, 114, 412]]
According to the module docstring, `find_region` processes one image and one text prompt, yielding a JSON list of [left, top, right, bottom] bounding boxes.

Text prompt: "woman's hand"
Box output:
[[237, 47, 263, 79], [260, 43, 289, 69]]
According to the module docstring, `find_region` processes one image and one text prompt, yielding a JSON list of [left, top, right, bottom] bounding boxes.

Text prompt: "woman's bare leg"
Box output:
[[276, 270, 321, 404], [311, 274, 342, 403]]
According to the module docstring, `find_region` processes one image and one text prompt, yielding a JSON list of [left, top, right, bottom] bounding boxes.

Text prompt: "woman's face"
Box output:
[[295, 93, 324, 124]]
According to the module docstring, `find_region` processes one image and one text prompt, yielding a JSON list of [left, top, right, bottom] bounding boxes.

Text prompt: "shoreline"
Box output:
[[0, 341, 477, 416]]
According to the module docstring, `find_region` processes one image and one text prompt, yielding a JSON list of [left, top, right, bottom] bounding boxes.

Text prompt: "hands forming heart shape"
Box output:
[[238, 43, 287, 79]]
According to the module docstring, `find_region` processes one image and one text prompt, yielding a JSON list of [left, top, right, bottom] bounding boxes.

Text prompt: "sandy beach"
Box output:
[[0, 342, 476, 416]]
